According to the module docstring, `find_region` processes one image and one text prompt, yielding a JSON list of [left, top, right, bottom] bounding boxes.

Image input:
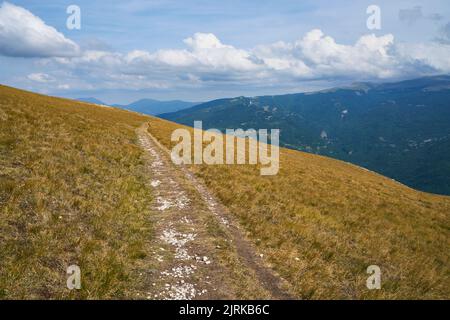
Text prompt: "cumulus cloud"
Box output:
[[50, 31, 401, 82], [180, 33, 259, 71], [397, 42, 450, 73], [268, 29, 397, 78], [48, 32, 266, 88], [0, 2, 79, 57], [121, 33, 261, 74], [40, 29, 450, 92]]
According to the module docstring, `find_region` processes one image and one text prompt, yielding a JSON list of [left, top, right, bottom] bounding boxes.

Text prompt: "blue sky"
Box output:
[[1, 0, 449, 103]]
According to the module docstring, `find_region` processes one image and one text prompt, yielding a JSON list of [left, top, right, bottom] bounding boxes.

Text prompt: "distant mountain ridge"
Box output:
[[76, 97, 199, 115], [113, 99, 199, 115], [77, 97, 107, 105], [160, 75, 450, 195]]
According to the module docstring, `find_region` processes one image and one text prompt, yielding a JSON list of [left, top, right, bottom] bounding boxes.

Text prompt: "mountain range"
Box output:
[[76, 97, 107, 105], [160, 75, 450, 195], [77, 97, 198, 116]]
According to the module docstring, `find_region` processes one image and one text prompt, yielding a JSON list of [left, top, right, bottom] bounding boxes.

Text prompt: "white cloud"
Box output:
[[27, 73, 54, 83], [183, 33, 260, 72], [397, 42, 450, 73], [124, 33, 261, 73], [43, 30, 450, 92], [254, 30, 398, 79], [0, 2, 79, 57]]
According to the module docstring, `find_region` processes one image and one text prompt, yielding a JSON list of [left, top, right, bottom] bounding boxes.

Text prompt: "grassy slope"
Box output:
[[0, 85, 153, 299], [147, 117, 450, 299]]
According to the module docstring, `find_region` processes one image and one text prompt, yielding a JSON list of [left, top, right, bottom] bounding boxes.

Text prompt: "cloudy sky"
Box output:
[[1, 0, 450, 103]]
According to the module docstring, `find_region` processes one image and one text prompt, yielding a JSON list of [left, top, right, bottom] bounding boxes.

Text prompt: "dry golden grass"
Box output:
[[0, 85, 154, 299], [146, 116, 450, 299]]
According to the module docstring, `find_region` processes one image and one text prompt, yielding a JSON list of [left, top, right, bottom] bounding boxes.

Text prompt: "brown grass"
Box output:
[[0, 85, 153, 299], [146, 116, 450, 299]]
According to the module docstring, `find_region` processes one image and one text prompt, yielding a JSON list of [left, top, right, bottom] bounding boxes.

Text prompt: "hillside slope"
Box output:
[[0, 85, 155, 298], [160, 75, 450, 195], [147, 116, 450, 299], [0, 85, 292, 300]]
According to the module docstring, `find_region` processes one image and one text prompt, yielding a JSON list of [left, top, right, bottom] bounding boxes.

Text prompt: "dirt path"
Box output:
[[133, 124, 293, 300]]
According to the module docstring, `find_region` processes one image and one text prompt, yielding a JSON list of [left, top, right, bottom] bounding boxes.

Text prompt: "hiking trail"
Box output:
[[133, 123, 293, 300]]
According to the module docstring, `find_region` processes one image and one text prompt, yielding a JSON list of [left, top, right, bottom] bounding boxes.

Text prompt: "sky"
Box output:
[[0, 0, 449, 104]]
